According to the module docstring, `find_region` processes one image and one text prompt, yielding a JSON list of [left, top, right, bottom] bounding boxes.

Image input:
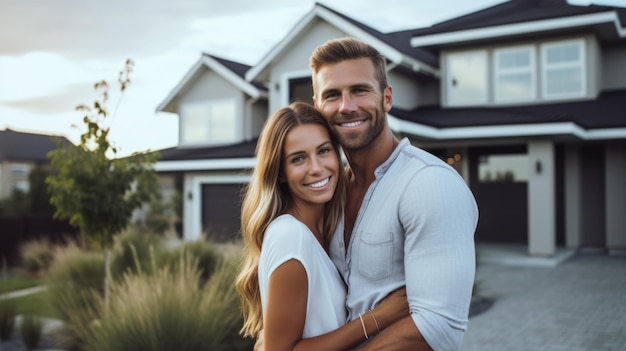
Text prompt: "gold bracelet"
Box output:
[[368, 310, 380, 334], [358, 313, 369, 339]]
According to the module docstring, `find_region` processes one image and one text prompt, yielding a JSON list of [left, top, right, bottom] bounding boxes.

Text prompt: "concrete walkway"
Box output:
[[462, 245, 626, 351], [0, 285, 47, 300]]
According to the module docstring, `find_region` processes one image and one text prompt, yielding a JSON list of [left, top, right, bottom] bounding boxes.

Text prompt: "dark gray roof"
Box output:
[[0, 129, 73, 162], [409, 0, 625, 38], [158, 139, 258, 161], [316, 3, 440, 68], [391, 89, 626, 129], [205, 54, 267, 91]]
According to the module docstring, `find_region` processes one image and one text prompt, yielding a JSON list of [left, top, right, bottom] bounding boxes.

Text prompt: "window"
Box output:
[[10, 164, 30, 193], [494, 46, 535, 102], [479, 154, 528, 183], [541, 40, 585, 99], [10, 164, 30, 177], [444, 39, 587, 106], [447, 50, 488, 106], [181, 99, 236, 145]]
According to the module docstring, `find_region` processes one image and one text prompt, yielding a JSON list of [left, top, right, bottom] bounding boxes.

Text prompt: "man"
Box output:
[[310, 37, 478, 350]]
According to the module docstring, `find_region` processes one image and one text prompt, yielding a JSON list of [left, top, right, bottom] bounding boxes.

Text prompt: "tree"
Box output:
[[46, 59, 160, 249]]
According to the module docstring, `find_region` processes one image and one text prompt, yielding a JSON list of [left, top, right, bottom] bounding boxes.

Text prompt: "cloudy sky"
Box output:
[[0, 0, 623, 156]]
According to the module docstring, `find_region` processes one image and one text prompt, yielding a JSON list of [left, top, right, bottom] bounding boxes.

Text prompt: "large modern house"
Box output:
[[155, 0, 626, 256]]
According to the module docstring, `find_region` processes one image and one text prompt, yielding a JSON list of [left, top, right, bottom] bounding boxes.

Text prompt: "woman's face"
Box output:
[[281, 123, 339, 208]]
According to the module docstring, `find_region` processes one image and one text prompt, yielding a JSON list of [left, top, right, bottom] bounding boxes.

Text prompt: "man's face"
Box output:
[[313, 58, 392, 152]]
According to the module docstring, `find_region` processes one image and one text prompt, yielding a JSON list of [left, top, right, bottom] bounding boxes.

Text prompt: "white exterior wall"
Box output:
[[528, 139, 556, 256]]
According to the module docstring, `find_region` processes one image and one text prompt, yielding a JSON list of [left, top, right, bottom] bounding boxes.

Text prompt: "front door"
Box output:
[[469, 146, 528, 244]]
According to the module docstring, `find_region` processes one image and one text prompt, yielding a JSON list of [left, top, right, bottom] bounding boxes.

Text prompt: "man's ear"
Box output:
[[383, 85, 393, 112]]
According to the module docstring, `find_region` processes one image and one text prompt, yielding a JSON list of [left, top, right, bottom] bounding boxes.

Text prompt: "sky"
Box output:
[[1, 0, 624, 156]]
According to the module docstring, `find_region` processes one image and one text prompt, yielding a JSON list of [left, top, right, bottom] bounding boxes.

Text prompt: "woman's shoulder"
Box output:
[[264, 214, 308, 244]]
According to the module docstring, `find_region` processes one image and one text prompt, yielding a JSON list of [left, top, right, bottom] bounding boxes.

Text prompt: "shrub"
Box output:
[[110, 228, 164, 279], [0, 298, 16, 341], [20, 314, 43, 349], [46, 246, 105, 323], [20, 239, 56, 277], [165, 240, 221, 284], [74, 254, 248, 351]]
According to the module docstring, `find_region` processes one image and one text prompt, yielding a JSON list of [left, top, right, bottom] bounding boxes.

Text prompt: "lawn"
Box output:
[[0, 276, 42, 295], [0, 275, 57, 319], [10, 290, 58, 319]]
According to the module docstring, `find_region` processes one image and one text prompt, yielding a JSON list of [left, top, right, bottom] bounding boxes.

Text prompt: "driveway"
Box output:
[[461, 245, 626, 351]]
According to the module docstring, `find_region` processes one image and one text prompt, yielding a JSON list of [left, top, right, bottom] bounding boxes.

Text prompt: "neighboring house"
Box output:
[[156, 0, 626, 256], [0, 128, 72, 199]]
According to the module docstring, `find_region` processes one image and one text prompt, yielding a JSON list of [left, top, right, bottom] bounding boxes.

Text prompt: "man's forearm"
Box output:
[[357, 316, 432, 351]]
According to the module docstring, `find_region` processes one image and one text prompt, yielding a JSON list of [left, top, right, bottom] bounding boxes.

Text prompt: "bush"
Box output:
[[46, 246, 105, 323], [110, 229, 164, 279], [165, 240, 221, 284], [20, 239, 56, 277], [20, 314, 43, 349], [74, 254, 249, 351], [0, 298, 16, 341]]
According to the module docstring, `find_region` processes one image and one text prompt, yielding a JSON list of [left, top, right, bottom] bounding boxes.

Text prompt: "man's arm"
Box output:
[[359, 316, 432, 351], [367, 167, 478, 350]]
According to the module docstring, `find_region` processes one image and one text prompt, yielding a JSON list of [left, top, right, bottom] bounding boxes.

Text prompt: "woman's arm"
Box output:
[[264, 259, 408, 351]]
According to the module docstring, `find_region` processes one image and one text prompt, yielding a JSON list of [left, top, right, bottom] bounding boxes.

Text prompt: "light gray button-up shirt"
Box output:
[[329, 138, 478, 351]]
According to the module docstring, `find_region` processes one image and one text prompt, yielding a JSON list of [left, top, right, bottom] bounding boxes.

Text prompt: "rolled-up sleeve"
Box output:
[[400, 166, 478, 351]]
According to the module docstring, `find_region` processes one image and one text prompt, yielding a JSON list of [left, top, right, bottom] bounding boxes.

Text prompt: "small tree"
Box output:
[[46, 59, 160, 304]]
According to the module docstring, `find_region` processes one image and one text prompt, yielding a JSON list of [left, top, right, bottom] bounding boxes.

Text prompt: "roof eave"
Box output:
[[246, 4, 437, 82], [156, 56, 264, 114], [388, 115, 626, 141], [410, 11, 625, 48]]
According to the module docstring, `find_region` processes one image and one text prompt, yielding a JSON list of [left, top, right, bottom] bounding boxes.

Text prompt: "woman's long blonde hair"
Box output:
[[236, 101, 346, 338]]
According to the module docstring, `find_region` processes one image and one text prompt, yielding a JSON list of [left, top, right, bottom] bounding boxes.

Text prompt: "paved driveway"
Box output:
[[461, 247, 626, 351]]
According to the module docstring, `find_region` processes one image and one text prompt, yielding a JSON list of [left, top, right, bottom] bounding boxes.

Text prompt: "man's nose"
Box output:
[[339, 94, 356, 113]]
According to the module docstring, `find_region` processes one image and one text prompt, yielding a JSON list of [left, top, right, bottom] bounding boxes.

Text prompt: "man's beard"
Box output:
[[331, 102, 386, 152]]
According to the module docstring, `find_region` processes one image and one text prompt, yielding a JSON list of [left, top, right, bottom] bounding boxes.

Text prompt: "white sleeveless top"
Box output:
[[259, 214, 347, 338]]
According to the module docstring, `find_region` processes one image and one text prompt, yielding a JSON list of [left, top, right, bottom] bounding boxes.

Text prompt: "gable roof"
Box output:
[[410, 0, 626, 48], [0, 128, 73, 162], [390, 89, 626, 141], [156, 54, 268, 113], [245, 3, 440, 83]]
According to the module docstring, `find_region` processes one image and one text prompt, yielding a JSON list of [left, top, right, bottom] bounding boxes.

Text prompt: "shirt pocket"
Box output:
[[357, 231, 393, 280]]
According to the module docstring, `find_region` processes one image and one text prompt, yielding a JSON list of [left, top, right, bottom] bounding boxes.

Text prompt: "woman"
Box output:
[[236, 102, 407, 351]]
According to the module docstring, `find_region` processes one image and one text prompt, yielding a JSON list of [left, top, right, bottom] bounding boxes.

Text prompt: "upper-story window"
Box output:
[[447, 50, 488, 106], [494, 46, 536, 103], [180, 99, 236, 146], [445, 38, 587, 106], [541, 39, 585, 100]]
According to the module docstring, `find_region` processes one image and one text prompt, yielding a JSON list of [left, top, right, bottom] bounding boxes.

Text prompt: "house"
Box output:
[[155, 0, 626, 256], [0, 128, 72, 199]]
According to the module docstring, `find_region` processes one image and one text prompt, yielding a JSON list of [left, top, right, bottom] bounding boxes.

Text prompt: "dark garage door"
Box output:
[[201, 183, 244, 242]]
